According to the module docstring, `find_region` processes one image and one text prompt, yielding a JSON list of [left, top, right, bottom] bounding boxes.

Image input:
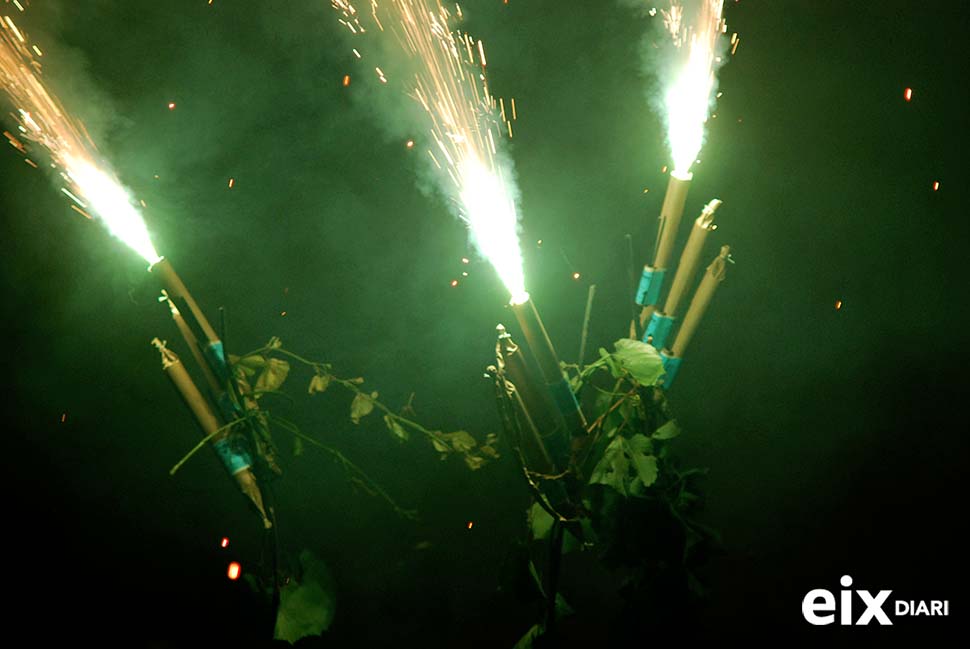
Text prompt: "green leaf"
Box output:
[[442, 430, 477, 453], [273, 549, 336, 642], [464, 454, 486, 470], [627, 433, 653, 455], [653, 419, 681, 440], [350, 390, 378, 424], [383, 415, 408, 441], [431, 434, 449, 454], [513, 624, 542, 649], [307, 373, 332, 395], [599, 347, 621, 378], [612, 338, 664, 386], [529, 502, 554, 541], [255, 358, 290, 395], [631, 453, 658, 488], [589, 436, 629, 495]]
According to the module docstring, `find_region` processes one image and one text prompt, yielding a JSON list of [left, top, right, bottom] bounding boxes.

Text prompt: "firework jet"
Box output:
[[660, 0, 725, 176], [333, 0, 526, 300], [1, 13, 160, 265]]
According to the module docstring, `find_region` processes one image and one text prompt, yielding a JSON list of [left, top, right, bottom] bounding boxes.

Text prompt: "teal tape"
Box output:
[[212, 436, 253, 475], [660, 352, 682, 389], [204, 341, 228, 382], [643, 312, 676, 349], [635, 267, 666, 306]]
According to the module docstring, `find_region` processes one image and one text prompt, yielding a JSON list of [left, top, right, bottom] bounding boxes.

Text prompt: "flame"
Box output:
[[331, 1, 526, 300], [1, 12, 160, 264], [661, 0, 725, 176]]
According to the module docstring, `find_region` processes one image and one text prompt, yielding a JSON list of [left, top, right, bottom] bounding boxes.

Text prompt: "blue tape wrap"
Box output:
[[212, 437, 253, 475], [643, 312, 676, 349], [660, 352, 683, 389], [204, 341, 229, 382], [635, 267, 666, 306]]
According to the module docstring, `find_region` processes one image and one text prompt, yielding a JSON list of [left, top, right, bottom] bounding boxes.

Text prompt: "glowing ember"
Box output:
[[572, 272, 581, 280], [467, 521, 473, 529], [450, 279, 459, 287], [1, 14, 161, 264], [220, 537, 229, 548], [660, 1, 726, 176], [227, 562, 241, 580], [835, 300, 842, 310], [904, 87, 913, 102], [406, 139, 414, 148], [167, 102, 176, 110], [60, 413, 67, 423], [228, 177, 235, 188], [932, 181, 940, 191], [342, 74, 351, 87]]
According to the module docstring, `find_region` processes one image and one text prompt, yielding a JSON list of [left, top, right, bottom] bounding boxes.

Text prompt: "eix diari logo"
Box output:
[[801, 575, 949, 626]]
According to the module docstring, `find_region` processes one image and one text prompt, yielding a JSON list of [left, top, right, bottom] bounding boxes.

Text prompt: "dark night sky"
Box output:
[[2, 0, 968, 645]]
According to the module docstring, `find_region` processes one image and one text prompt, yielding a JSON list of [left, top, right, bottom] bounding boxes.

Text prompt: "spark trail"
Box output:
[[1, 10, 160, 264], [660, 0, 725, 176], [332, 1, 525, 300]]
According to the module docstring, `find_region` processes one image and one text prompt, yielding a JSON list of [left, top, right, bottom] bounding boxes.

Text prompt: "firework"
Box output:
[[152, 339, 272, 529], [660, 0, 725, 177], [331, 0, 525, 300], [660, 245, 731, 387], [510, 293, 588, 443], [1, 12, 160, 264], [643, 198, 721, 348]]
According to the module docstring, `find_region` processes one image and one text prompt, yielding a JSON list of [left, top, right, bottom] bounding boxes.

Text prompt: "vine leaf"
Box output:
[[384, 415, 408, 442], [255, 358, 290, 395], [308, 373, 332, 395], [230, 353, 266, 378], [529, 502, 554, 541], [431, 433, 449, 454], [631, 452, 658, 488], [589, 436, 629, 495], [442, 430, 476, 453], [350, 391, 378, 424], [612, 338, 664, 386], [653, 419, 681, 440]]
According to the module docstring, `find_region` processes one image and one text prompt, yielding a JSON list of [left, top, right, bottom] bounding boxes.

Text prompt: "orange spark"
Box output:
[[228, 177, 234, 188], [572, 272, 581, 280], [904, 87, 912, 101], [342, 74, 351, 87], [227, 562, 241, 580], [60, 413, 67, 423], [450, 279, 459, 287], [467, 521, 473, 529], [835, 300, 842, 310], [932, 181, 940, 191], [167, 102, 176, 110], [220, 537, 229, 548]]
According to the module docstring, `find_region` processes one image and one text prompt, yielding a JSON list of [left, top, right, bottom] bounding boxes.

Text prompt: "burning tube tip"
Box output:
[[147, 255, 166, 273], [670, 169, 693, 182], [509, 291, 530, 306]]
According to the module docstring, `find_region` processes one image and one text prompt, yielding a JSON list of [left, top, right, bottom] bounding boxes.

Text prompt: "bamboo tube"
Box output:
[[153, 339, 271, 528], [150, 258, 220, 345], [663, 199, 721, 317], [670, 245, 731, 358]]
